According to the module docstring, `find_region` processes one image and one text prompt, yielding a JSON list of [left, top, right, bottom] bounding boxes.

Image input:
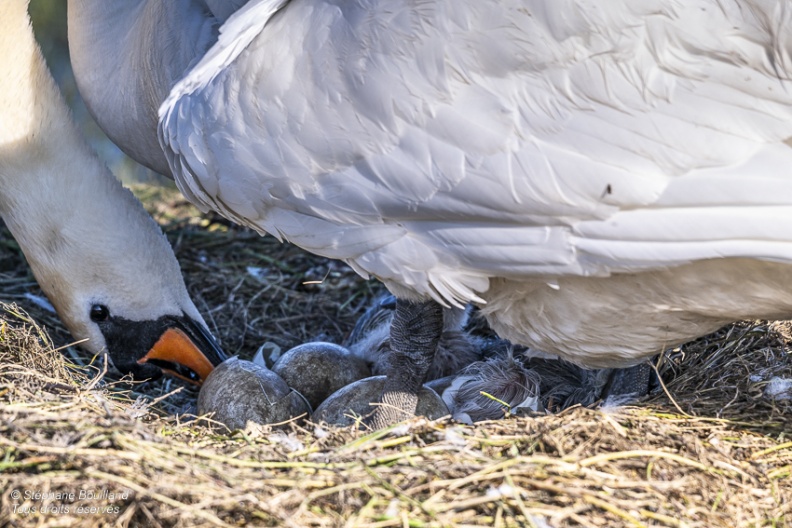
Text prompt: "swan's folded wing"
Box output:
[[160, 0, 792, 304]]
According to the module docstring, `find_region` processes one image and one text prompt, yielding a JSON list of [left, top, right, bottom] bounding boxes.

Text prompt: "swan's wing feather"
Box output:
[[160, 0, 792, 304]]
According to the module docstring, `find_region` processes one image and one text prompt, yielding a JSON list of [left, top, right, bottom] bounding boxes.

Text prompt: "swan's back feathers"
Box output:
[[160, 0, 792, 305]]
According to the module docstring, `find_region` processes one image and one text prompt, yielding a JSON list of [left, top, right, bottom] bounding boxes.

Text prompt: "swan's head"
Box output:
[[6, 165, 227, 385], [0, 0, 226, 384]]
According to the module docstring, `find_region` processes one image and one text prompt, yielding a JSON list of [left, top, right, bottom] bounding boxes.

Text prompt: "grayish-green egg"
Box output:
[[198, 357, 309, 431]]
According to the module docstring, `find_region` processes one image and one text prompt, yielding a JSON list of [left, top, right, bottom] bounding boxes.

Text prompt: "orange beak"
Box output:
[[138, 327, 216, 385]]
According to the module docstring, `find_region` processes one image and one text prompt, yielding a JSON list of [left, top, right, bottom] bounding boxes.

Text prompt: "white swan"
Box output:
[[0, 0, 226, 384], [68, 0, 792, 425]]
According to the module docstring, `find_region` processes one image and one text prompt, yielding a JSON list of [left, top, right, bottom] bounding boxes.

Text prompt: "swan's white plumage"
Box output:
[[75, 0, 792, 367]]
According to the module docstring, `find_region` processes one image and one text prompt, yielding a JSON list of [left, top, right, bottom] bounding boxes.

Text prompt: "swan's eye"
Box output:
[[90, 304, 110, 322]]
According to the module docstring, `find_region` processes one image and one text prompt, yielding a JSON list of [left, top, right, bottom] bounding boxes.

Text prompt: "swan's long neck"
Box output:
[[0, 1, 72, 160], [0, 0, 108, 257], [67, 0, 222, 175], [0, 0, 197, 343]]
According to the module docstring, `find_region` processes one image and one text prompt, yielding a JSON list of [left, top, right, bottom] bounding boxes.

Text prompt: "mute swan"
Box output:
[[0, 0, 226, 384], [68, 0, 792, 426]]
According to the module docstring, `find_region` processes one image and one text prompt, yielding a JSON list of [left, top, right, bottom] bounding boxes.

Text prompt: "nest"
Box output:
[[0, 185, 790, 527]]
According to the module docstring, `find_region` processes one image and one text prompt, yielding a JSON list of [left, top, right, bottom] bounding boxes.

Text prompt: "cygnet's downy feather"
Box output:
[[346, 294, 485, 381]]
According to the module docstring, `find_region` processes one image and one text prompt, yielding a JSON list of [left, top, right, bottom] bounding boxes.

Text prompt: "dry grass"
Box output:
[[0, 185, 790, 527]]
